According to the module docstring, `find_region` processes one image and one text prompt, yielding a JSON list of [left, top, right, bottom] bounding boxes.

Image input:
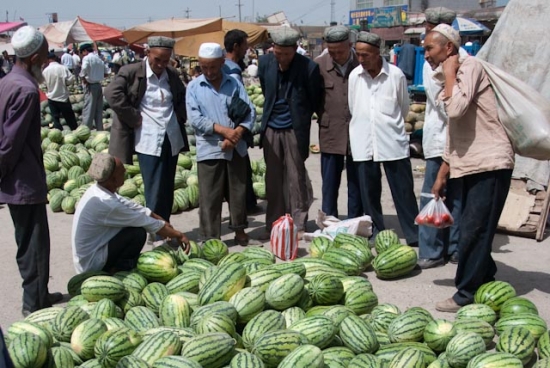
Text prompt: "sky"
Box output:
[[3, 0, 352, 30]]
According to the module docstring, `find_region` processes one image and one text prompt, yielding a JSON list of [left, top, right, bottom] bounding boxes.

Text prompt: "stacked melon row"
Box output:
[[41, 126, 267, 215]]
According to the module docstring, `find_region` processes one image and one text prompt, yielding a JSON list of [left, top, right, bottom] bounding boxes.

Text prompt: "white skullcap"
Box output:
[[12, 26, 45, 58], [198, 43, 223, 59], [431, 24, 461, 50]]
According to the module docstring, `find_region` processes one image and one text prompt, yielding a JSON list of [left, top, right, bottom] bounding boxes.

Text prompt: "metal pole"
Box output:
[[236, 0, 242, 22]]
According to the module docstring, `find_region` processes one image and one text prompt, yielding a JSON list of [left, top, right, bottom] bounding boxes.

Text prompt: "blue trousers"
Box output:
[[321, 153, 363, 218], [453, 169, 512, 306], [356, 159, 419, 244], [418, 157, 463, 260], [137, 135, 178, 222]]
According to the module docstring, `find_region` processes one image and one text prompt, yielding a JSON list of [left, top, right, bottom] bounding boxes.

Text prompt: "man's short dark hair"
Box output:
[[224, 29, 248, 53]]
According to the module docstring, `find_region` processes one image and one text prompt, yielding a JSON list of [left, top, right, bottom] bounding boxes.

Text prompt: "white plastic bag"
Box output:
[[270, 214, 299, 261], [312, 210, 373, 239], [477, 59, 550, 160], [415, 193, 454, 229]]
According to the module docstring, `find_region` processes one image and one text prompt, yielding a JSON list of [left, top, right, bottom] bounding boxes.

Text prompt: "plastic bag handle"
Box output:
[[420, 193, 435, 199]]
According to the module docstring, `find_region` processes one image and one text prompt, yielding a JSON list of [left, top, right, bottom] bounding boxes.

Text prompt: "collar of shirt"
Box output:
[[198, 71, 234, 91], [358, 56, 390, 79], [145, 57, 168, 82], [10, 64, 37, 87], [331, 52, 353, 75]]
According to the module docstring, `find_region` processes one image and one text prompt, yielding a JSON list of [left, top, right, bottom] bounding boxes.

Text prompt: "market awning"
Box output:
[[38, 16, 124, 45], [123, 18, 223, 45], [174, 20, 268, 57], [0, 21, 27, 34], [452, 17, 491, 36]]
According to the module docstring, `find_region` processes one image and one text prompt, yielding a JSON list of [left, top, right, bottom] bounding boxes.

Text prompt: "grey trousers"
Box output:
[[82, 83, 103, 131], [197, 153, 248, 240], [263, 127, 312, 232]]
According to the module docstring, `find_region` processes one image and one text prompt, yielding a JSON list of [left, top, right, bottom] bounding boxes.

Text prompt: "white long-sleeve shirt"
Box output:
[[61, 52, 74, 69], [43, 62, 74, 102], [72, 184, 165, 273], [80, 53, 108, 84], [135, 59, 185, 157], [348, 57, 410, 162]]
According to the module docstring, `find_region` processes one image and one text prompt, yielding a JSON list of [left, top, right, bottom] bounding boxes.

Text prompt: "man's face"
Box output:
[[199, 57, 224, 83], [29, 40, 48, 83], [147, 47, 172, 75], [235, 38, 249, 61], [273, 44, 297, 70], [424, 32, 453, 70], [327, 40, 352, 66], [355, 42, 380, 71]]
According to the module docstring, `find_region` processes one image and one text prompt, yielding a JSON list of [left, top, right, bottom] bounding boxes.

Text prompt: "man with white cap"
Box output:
[[0, 26, 63, 316], [105, 36, 189, 237], [61, 47, 74, 74], [186, 42, 255, 245], [72, 152, 190, 274], [348, 31, 419, 247], [425, 25, 514, 312], [43, 52, 78, 131], [80, 42, 109, 130], [258, 27, 323, 238]]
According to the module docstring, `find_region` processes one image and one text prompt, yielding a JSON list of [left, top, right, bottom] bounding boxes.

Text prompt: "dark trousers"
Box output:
[[453, 169, 512, 306], [245, 155, 257, 211], [321, 152, 363, 218], [356, 158, 419, 244], [197, 153, 248, 240], [103, 227, 146, 272], [48, 99, 78, 130], [263, 127, 312, 232], [8, 204, 52, 313], [418, 157, 463, 260], [137, 135, 178, 222]]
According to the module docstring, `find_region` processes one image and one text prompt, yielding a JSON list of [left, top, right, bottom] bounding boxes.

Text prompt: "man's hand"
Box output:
[[432, 176, 447, 200], [442, 55, 460, 78], [178, 232, 190, 254], [221, 139, 236, 151]]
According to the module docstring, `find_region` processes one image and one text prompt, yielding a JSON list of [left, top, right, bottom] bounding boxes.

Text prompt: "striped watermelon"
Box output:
[[496, 327, 536, 365], [103, 317, 128, 330], [372, 245, 417, 279], [202, 239, 229, 265], [282, 307, 306, 328], [79, 358, 102, 367], [241, 259, 273, 274], [404, 307, 432, 320], [180, 258, 215, 273], [322, 346, 356, 368], [252, 330, 307, 368], [375, 342, 437, 365], [80, 302, 97, 315], [70, 318, 108, 360], [473, 281, 516, 312], [278, 344, 324, 368], [241, 247, 275, 263], [48, 346, 76, 368], [196, 313, 236, 337], [137, 250, 179, 283], [446, 332, 486, 368], [57, 342, 84, 366], [374, 229, 400, 255], [152, 355, 202, 367], [388, 312, 432, 343], [339, 314, 379, 354], [198, 266, 218, 290], [288, 316, 336, 349], [322, 306, 355, 333], [292, 257, 333, 270], [309, 237, 334, 258], [166, 268, 201, 294], [539, 331, 550, 359], [495, 313, 548, 340], [375, 331, 391, 346], [304, 265, 348, 280], [339, 243, 374, 270], [80, 275, 127, 302], [534, 358, 550, 368], [423, 319, 456, 352], [190, 302, 238, 329], [265, 273, 304, 310], [340, 276, 373, 293], [95, 328, 143, 368], [180, 332, 236, 368], [389, 347, 425, 368], [348, 353, 381, 368], [372, 310, 401, 334], [296, 288, 315, 311], [453, 318, 495, 347], [6, 321, 54, 348], [306, 306, 332, 317], [67, 270, 109, 296], [117, 288, 144, 314], [116, 355, 150, 367], [242, 310, 286, 351], [186, 240, 203, 259], [499, 297, 539, 318], [333, 233, 368, 248], [141, 282, 169, 314], [174, 291, 198, 309], [132, 330, 182, 364], [428, 358, 451, 368], [124, 306, 160, 332], [322, 248, 363, 275], [466, 352, 523, 367], [455, 303, 498, 326], [229, 351, 266, 368], [90, 298, 119, 320], [198, 262, 247, 305], [51, 306, 90, 342], [307, 274, 344, 305], [267, 262, 306, 277], [345, 289, 378, 315], [228, 286, 266, 324], [140, 327, 196, 346], [159, 294, 191, 328], [8, 332, 48, 368], [218, 252, 247, 267]]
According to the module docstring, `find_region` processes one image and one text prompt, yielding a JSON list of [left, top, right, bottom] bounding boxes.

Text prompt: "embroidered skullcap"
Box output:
[[88, 153, 116, 182], [356, 31, 381, 48], [431, 24, 461, 50], [11, 26, 45, 58], [270, 27, 300, 47], [198, 43, 223, 58], [425, 7, 457, 25], [324, 25, 350, 43], [147, 36, 175, 49]]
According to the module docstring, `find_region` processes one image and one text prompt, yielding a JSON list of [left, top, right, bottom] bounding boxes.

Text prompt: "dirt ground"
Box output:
[[1, 123, 549, 330]]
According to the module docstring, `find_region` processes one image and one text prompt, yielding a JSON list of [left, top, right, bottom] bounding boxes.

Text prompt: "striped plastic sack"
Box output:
[[270, 214, 299, 261]]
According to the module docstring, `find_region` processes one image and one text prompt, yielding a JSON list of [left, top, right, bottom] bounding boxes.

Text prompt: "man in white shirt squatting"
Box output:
[[79, 42, 109, 130], [186, 43, 255, 246], [348, 31, 419, 246], [72, 153, 190, 274]]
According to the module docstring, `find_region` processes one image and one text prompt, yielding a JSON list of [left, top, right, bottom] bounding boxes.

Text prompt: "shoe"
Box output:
[[435, 298, 462, 313], [49, 292, 64, 304], [258, 231, 271, 241], [234, 237, 262, 247], [417, 258, 445, 269], [449, 253, 459, 264], [408, 242, 419, 248]]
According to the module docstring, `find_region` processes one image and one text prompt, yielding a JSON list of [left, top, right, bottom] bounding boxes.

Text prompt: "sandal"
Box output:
[[309, 144, 320, 154]]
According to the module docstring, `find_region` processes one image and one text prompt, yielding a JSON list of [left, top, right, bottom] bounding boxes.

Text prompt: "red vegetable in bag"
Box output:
[[415, 193, 454, 229]]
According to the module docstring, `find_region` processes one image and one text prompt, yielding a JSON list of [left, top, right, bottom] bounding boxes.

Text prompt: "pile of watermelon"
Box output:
[[41, 126, 267, 215], [5, 232, 550, 368]]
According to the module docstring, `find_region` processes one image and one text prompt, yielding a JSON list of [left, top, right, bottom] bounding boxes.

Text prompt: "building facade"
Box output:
[[353, 0, 487, 12]]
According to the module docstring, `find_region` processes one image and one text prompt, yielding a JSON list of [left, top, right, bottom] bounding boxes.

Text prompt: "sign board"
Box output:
[[349, 5, 408, 28]]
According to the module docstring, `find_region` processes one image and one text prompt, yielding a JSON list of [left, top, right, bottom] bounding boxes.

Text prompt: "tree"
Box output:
[[256, 14, 269, 23]]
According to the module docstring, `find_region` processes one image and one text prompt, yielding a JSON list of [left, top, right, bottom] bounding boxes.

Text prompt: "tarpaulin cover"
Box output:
[[39, 17, 124, 45], [123, 18, 223, 45], [0, 22, 27, 34]]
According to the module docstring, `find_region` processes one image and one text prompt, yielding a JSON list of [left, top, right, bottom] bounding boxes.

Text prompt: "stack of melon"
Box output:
[[245, 84, 264, 146], [6, 231, 550, 368], [405, 103, 425, 134]]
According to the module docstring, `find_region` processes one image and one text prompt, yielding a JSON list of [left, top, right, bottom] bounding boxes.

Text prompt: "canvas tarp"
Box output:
[[0, 22, 27, 34], [477, 0, 550, 191], [173, 20, 268, 57], [123, 18, 223, 45], [38, 16, 124, 45]]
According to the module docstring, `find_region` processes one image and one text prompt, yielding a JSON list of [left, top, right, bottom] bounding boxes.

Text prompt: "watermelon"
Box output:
[[372, 244, 417, 279], [304, 265, 348, 280], [453, 318, 495, 347], [8, 332, 48, 368], [80, 275, 127, 302], [348, 353, 381, 368], [180, 258, 214, 273], [228, 286, 265, 324], [372, 310, 401, 334], [339, 314, 379, 354], [166, 269, 201, 294], [339, 243, 374, 270], [196, 313, 236, 337], [539, 331, 550, 359], [309, 237, 333, 258], [51, 306, 90, 342], [124, 306, 160, 332], [241, 247, 275, 263], [24, 307, 64, 329], [198, 266, 218, 290], [496, 326, 536, 365], [95, 328, 143, 368], [198, 262, 247, 305], [70, 318, 107, 360], [190, 302, 238, 329], [322, 248, 363, 275], [180, 332, 236, 368], [278, 344, 324, 368], [499, 297, 539, 318], [137, 250, 179, 284], [90, 298, 119, 320], [242, 310, 286, 351], [266, 262, 306, 277], [341, 276, 373, 293], [252, 330, 307, 368], [455, 303, 498, 326], [388, 311, 432, 343], [288, 316, 335, 349], [535, 358, 550, 368], [202, 239, 229, 265], [141, 282, 168, 314], [495, 313, 548, 340], [117, 289, 144, 314], [322, 346, 356, 368], [152, 355, 202, 368], [375, 342, 437, 365], [48, 346, 76, 368], [103, 317, 128, 330], [446, 332, 486, 368], [344, 289, 378, 315], [423, 319, 456, 352], [282, 307, 306, 328], [473, 281, 516, 312], [307, 274, 344, 305], [218, 252, 247, 267], [116, 355, 150, 367], [6, 321, 53, 348], [68, 271, 110, 297], [265, 273, 304, 310], [374, 229, 400, 254], [159, 294, 191, 328], [389, 347, 426, 368], [466, 352, 523, 368], [140, 327, 196, 346], [132, 330, 182, 365]]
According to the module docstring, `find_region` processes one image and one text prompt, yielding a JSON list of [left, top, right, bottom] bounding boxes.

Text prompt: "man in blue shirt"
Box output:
[[186, 43, 255, 245]]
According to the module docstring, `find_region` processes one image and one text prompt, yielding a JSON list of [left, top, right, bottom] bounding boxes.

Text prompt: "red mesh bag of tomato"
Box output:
[[415, 193, 454, 228]]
